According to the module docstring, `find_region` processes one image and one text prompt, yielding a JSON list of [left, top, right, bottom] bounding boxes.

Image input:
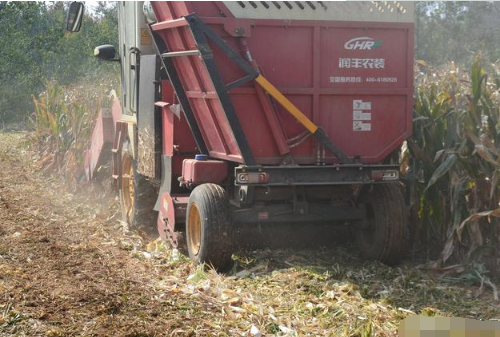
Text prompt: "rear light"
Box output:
[[371, 170, 399, 181], [236, 172, 269, 184]]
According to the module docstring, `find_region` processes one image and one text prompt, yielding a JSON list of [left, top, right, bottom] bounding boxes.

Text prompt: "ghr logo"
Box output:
[[344, 37, 383, 50]]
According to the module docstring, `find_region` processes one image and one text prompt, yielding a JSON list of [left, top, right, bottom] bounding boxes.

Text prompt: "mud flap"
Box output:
[[137, 54, 161, 178], [154, 155, 172, 211]]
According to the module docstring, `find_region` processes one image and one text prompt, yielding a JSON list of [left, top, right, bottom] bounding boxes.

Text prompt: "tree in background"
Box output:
[[0, 1, 118, 123], [416, 1, 500, 66]]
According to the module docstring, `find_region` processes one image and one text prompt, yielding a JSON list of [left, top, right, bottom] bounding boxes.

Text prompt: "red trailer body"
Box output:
[[150, 1, 413, 165]]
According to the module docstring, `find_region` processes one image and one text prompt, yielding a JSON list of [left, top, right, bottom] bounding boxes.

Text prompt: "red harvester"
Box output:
[[67, 1, 414, 269]]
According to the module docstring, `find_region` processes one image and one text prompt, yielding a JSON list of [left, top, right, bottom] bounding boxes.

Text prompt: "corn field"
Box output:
[[407, 56, 500, 273]]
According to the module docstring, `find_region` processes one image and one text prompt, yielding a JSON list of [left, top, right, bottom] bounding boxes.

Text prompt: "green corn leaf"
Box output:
[[425, 153, 458, 192]]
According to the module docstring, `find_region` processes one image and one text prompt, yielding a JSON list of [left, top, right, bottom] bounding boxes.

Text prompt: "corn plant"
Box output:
[[408, 56, 500, 271], [30, 80, 113, 186]]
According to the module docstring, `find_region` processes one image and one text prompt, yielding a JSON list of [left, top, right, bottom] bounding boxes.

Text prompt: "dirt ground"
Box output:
[[0, 131, 499, 337]]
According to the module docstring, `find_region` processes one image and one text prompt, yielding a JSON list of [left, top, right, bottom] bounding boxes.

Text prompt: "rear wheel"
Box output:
[[120, 140, 157, 235], [356, 184, 408, 265], [186, 183, 233, 270]]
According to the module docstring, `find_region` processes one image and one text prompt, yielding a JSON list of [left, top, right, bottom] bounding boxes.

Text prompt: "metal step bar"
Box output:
[[161, 50, 199, 58]]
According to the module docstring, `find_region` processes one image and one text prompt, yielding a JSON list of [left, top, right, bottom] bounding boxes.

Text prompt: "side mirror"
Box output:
[[66, 2, 84, 32], [94, 45, 119, 62]]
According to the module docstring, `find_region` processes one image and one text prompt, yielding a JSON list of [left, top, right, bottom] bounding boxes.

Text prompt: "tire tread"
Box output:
[[356, 184, 408, 265], [186, 184, 233, 270]]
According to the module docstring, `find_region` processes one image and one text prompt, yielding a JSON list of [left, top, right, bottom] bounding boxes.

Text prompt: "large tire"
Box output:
[[356, 184, 408, 265], [185, 184, 233, 271], [119, 140, 157, 235]]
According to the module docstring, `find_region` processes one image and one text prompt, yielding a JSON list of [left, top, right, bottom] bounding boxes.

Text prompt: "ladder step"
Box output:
[[155, 101, 169, 108], [151, 18, 188, 31], [161, 50, 199, 58]]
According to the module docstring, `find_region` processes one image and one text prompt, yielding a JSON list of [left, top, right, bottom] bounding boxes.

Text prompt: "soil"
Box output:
[[0, 131, 499, 337], [0, 132, 193, 336]]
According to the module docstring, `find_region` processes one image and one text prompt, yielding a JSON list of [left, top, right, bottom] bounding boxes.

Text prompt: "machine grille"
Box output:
[[223, 1, 413, 22]]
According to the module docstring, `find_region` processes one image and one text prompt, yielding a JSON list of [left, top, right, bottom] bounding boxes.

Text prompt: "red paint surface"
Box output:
[[84, 99, 121, 180], [158, 193, 189, 243], [159, 80, 197, 182], [182, 159, 229, 186], [151, 2, 413, 165]]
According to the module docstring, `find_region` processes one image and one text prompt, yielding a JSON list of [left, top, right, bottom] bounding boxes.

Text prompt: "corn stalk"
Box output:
[[408, 56, 500, 271]]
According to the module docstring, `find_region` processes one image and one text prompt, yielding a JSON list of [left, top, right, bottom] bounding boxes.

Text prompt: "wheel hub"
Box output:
[[187, 203, 202, 256]]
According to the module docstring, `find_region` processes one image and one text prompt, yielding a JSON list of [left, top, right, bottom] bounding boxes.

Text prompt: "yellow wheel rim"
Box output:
[[188, 203, 202, 256], [121, 155, 135, 222]]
